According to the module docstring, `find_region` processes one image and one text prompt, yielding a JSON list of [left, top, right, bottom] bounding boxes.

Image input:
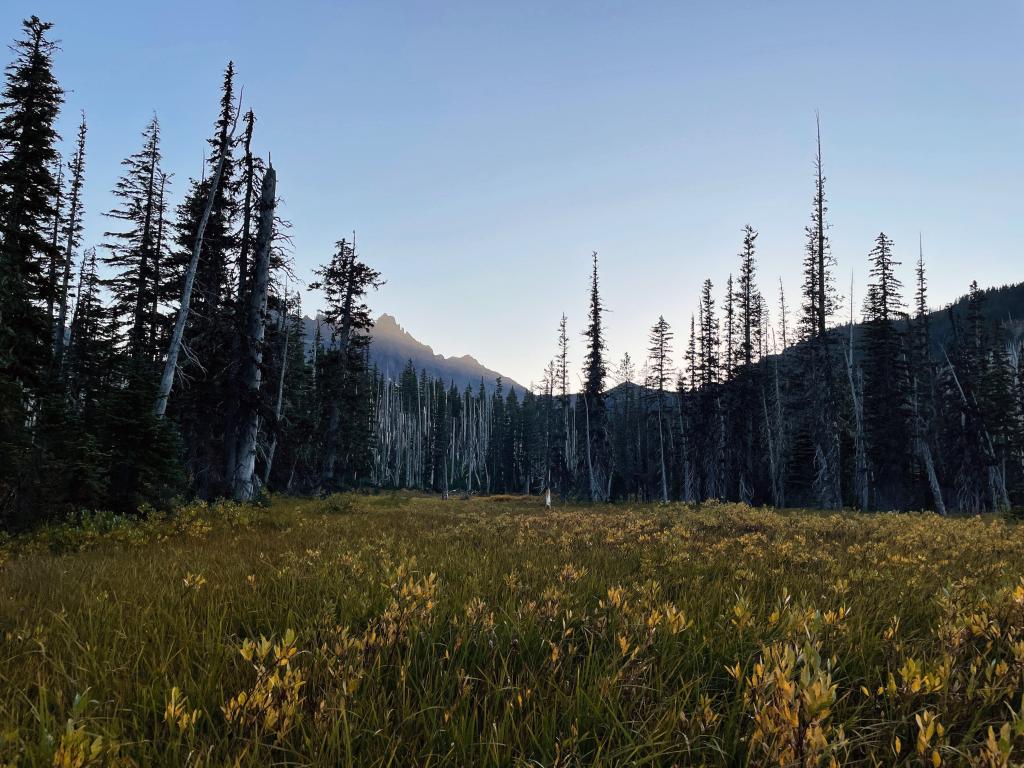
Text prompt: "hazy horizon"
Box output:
[[3, 0, 1022, 387]]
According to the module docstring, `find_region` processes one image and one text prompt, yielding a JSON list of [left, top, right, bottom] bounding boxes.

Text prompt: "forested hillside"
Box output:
[[837, 280, 1024, 361], [1, 15, 1022, 525]]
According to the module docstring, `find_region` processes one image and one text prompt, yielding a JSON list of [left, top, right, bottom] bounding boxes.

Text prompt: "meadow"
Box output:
[[1, 494, 1024, 766]]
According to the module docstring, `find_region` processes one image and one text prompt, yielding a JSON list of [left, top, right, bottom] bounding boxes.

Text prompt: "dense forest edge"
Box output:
[[1, 15, 1023, 529]]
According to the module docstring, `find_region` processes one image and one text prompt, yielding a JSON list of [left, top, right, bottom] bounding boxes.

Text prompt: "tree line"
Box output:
[[0, 17, 380, 525], [1, 16, 1021, 525], [368, 129, 1024, 515]]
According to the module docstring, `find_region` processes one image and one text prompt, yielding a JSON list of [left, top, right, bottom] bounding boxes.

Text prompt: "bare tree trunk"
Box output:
[[656, 399, 668, 503], [678, 402, 694, 503], [918, 440, 946, 515], [153, 104, 238, 418], [262, 286, 289, 488], [442, 445, 449, 499], [943, 349, 1010, 510], [843, 285, 869, 509], [231, 166, 277, 501], [225, 113, 258, 485]]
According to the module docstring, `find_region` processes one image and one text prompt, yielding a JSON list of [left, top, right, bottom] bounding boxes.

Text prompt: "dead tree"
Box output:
[[153, 97, 239, 418], [262, 285, 290, 488], [231, 164, 276, 501], [843, 276, 869, 509], [943, 348, 1010, 511]]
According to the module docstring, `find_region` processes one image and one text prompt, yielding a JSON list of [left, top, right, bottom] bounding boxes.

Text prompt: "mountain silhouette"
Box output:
[[302, 313, 527, 394]]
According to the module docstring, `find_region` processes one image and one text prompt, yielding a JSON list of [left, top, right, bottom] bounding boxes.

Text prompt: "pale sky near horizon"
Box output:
[[3, 1, 1022, 389]]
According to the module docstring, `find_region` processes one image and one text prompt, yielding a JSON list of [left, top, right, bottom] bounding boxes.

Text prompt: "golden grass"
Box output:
[[1, 494, 1024, 766]]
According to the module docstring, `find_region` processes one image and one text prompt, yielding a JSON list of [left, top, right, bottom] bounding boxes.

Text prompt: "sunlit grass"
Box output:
[[2, 494, 1023, 765]]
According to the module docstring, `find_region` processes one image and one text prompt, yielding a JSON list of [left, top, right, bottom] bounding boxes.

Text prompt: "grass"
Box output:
[[1, 494, 1024, 766]]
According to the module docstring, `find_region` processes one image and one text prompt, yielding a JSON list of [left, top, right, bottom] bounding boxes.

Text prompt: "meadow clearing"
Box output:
[[1, 494, 1024, 766]]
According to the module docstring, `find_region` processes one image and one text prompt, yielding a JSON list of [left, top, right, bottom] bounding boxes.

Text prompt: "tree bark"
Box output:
[[262, 287, 289, 488], [231, 166, 277, 501]]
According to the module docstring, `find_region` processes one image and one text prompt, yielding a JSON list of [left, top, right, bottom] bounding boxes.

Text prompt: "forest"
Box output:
[[1, 15, 1023, 528]]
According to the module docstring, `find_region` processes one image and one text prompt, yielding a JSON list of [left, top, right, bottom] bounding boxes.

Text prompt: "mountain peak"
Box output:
[[305, 313, 524, 393], [375, 313, 400, 329]]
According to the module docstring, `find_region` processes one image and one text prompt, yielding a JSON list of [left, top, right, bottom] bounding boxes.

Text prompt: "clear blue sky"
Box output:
[[4, 1, 1022, 388]]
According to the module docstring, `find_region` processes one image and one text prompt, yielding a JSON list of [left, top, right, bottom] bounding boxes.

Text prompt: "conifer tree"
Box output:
[[722, 275, 736, 380], [230, 165, 276, 501], [647, 315, 673, 502], [909, 241, 945, 513], [265, 296, 317, 493], [53, 114, 85, 369], [777, 278, 789, 352], [811, 114, 832, 339], [736, 224, 760, 367], [698, 279, 719, 388], [44, 159, 64, 326], [166, 63, 240, 496], [581, 251, 609, 500], [683, 315, 697, 391], [149, 169, 171, 354], [311, 238, 382, 489], [64, 249, 109, 413], [38, 246, 111, 509], [102, 116, 165, 361], [554, 313, 572, 495], [789, 120, 842, 509], [0, 16, 63, 520], [860, 232, 912, 508]]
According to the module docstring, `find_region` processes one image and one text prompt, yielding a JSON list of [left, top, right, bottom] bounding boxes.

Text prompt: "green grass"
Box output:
[[2, 494, 1024, 766]]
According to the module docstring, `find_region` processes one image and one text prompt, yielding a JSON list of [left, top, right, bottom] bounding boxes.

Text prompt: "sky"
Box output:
[[3, 1, 1022, 389]]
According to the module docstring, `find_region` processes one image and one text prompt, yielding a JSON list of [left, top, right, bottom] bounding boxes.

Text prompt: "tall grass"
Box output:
[[1, 494, 1023, 765]]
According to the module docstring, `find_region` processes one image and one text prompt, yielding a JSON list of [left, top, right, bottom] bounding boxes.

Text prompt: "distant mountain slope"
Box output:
[[928, 281, 1024, 353], [298, 282, 1023, 401], [835, 281, 1024, 359], [303, 313, 527, 394], [610, 281, 1024, 406]]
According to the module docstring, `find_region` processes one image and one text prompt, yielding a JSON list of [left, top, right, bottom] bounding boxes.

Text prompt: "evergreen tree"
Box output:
[[266, 296, 317, 493], [170, 63, 240, 497], [0, 16, 63, 521], [647, 315, 673, 502], [53, 114, 85, 369], [722, 274, 736, 380], [697, 279, 719, 388], [311, 238, 382, 489], [683, 315, 697, 391], [581, 251, 609, 500], [64, 248, 110, 411], [811, 114, 833, 339], [860, 233, 912, 509], [44, 158, 64, 327], [789, 120, 842, 509], [554, 313, 572, 495], [609, 352, 642, 499], [736, 224, 759, 368], [777, 278, 789, 352], [102, 115, 165, 361], [908, 241, 945, 513], [37, 247, 111, 510]]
